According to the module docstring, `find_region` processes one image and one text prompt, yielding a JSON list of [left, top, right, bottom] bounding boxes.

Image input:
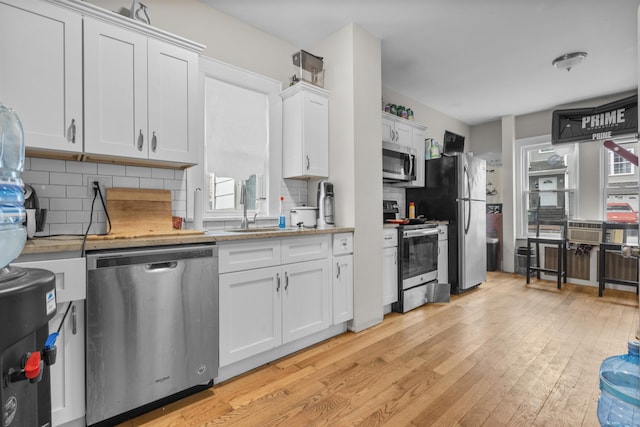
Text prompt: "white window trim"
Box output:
[[608, 149, 635, 176], [186, 56, 283, 223], [515, 135, 579, 237]]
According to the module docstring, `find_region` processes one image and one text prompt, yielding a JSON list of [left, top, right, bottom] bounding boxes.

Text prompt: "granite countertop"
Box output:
[[20, 226, 355, 255]]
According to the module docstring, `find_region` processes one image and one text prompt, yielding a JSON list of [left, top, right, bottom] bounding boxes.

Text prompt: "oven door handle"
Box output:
[[402, 228, 439, 238]]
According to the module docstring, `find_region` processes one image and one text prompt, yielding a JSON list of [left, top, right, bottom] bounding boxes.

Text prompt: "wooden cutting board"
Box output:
[[87, 188, 204, 240]]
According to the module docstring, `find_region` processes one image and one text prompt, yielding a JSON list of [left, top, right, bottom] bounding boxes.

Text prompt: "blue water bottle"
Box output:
[[278, 196, 286, 229], [597, 340, 640, 426], [0, 101, 27, 268]]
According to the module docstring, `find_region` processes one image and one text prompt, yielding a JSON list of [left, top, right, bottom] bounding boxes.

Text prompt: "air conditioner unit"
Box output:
[[567, 220, 603, 244]]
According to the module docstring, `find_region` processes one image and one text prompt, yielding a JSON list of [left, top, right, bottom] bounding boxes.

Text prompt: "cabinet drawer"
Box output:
[[219, 240, 282, 273], [333, 232, 353, 255], [281, 235, 330, 264], [383, 228, 398, 248], [12, 258, 86, 303]]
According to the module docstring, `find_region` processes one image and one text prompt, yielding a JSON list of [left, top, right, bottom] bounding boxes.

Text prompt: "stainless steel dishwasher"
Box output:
[[85, 244, 218, 426]]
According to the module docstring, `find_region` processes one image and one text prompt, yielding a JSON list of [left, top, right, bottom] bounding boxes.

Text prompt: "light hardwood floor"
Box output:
[[119, 272, 639, 426]]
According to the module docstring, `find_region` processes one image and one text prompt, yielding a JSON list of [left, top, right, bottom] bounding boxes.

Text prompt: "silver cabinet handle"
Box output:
[[394, 252, 397, 265], [71, 304, 77, 335], [285, 271, 289, 290], [151, 131, 157, 152], [306, 155, 310, 170], [137, 130, 144, 151], [276, 273, 280, 292], [70, 119, 76, 144], [336, 262, 341, 278]]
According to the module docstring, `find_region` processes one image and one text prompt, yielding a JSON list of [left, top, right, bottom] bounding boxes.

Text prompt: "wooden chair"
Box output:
[[598, 222, 639, 297], [526, 219, 567, 289]]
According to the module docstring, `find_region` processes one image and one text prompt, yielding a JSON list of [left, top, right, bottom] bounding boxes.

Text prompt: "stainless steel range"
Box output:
[[384, 200, 440, 313], [393, 223, 439, 313]]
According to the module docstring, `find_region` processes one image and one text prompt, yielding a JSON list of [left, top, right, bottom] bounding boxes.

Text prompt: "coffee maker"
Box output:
[[24, 185, 47, 238], [317, 181, 335, 228]]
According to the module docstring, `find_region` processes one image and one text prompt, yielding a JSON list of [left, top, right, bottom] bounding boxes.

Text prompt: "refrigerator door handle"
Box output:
[[465, 198, 471, 234]]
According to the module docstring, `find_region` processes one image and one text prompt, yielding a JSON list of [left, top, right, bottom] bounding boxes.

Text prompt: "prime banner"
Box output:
[[551, 94, 637, 144]]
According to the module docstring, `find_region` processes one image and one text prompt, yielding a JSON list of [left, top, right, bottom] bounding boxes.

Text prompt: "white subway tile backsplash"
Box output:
[[50, 198, 83, 211], [97, 163, 126, 176], [32, 184, 66, 198], [66, 161, 97, 174], [126, 165, 152, 178], [112, 176, 140, 188], [24, 157, 188, 236], [50, 223, 84, 236], [45, 211, 66, 224], [152, 168, 176, 179], [22, 170, 50, 185], [66, 186, 88, 198], [163, 179, 185, 191], [139, 178, 164, 189], [30, 158, 65, 172], [50, 172, 83, 186]]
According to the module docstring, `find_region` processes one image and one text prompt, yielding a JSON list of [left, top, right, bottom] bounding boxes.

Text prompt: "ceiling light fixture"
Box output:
[[552, 52, 588, 72]]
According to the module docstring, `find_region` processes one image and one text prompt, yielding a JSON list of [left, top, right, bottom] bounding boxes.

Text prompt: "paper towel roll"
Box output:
[[194, 188, 203, 231]]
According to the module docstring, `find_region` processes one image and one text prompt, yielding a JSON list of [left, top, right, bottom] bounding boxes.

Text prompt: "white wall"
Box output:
[[312, 24, 384, 332], [85, 0, 296, 87]]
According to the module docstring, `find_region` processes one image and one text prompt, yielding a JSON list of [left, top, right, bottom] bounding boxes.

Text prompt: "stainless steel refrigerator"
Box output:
[[406, 153, 487, 293]]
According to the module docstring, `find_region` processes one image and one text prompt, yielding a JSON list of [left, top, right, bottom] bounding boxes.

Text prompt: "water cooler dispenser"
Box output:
[[0, 101, 57, 427]]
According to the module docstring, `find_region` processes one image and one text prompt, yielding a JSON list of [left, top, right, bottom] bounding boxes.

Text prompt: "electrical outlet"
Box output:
[[86, 176, 111, 197]]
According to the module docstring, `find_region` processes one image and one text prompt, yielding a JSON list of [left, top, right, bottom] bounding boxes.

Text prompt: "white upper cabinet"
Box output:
[[381, 114, 412, 148], [408, 127, 426, 187], [0, 0, 83, 153], [84, 18, 199, 165], [282, 82, 329, 179], [84, 18, 147, 160]]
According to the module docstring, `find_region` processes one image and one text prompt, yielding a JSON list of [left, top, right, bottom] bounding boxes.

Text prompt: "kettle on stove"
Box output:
[[23, 184, 47, 238], [317, 181, 335, 228]]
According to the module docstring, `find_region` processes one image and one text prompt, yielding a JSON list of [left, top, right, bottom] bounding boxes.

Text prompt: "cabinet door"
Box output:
[[381, 117, 395, 144], [84, 17, 148, 159], [282, 84, 329, 179], [383, 246, 398, 305], [438, 237, 449, 285], [332, 254, 353, 324], [50, 302, 85, 427], [219, 267, 281, 366], [300, 90, 329, 177], [282, 259, 331, 343], [0, 0, 82, 153], [394, 121, 413, 148], [408, 128, 426, 187], [147, 39, 198, 165]]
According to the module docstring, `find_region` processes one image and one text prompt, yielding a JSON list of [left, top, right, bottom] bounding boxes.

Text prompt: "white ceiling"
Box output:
[[201, 0, 640, 126]]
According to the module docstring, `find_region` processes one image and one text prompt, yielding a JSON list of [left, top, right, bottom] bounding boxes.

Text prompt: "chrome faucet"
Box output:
[[240, 181, 257, 229]]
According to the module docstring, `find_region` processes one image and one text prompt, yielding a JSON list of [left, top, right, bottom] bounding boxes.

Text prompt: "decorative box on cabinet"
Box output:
[[0, 0, 83, 154], [218, 235, 332, 367], [12, 257, 86, 427], [83, 17, 200, 167], [281, 82, 329, 179]]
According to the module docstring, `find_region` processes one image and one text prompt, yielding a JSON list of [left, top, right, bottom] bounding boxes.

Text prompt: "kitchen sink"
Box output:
[[227, 227, 285, 233]]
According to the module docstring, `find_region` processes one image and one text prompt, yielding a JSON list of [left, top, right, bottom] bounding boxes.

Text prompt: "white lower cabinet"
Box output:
[[382, 228, 398, 306], [332, 233, 354, 324], [437, 225, 449, 284], [219, 266, 281, 366], [218, 235, 333, 367], [11, 257, 86, 427]]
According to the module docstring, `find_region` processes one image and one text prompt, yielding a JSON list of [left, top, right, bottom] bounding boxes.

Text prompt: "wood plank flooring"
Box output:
[[118, 272, 639, 426]]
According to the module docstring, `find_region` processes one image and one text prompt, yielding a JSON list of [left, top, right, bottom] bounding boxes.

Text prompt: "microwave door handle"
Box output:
[[409, 154, 414, 179]]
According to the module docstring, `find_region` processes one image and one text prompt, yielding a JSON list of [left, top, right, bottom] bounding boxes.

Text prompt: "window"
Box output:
[[198, 57, 282, 219], [603, 136, 638, 224], [516, 136, 578, 235]]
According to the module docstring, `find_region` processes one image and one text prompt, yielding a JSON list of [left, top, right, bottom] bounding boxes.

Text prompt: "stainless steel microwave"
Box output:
[[382, 141, 417, 183]]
